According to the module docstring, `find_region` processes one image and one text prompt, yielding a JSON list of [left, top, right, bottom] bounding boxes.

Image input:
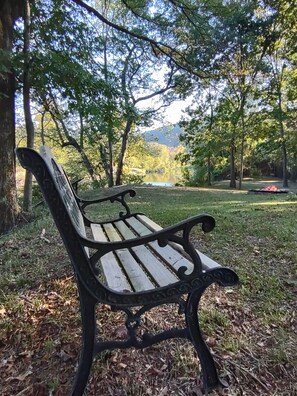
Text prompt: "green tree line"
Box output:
[[179, 0, 297, 188], [0, 0, 296, 234]]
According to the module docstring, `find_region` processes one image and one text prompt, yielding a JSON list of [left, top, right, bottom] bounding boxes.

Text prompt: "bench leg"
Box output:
[[70, 286, 97, 396], [186, 288, 228, 393]]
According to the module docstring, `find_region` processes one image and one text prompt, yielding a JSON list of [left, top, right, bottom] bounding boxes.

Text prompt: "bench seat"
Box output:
[[91, 214, 221, 292]]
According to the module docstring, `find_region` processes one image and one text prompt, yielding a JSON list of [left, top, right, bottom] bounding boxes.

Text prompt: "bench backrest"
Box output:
[[39, 146, 86, 238], [16, 147, 98, 291]]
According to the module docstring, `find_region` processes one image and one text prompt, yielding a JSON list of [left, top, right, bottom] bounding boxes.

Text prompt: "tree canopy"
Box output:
[[0, 0, 296, 234]]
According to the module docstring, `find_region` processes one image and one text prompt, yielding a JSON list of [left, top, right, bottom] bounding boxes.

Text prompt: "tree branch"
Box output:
[[70, 0, 205, 78]]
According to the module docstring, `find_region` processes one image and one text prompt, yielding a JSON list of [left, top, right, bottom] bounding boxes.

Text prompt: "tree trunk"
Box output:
[[103, 30, 114, 188], [277, 90, 289, 188], [46, 95, 96, 181], [79, 111, 84, 149], [207, 152, 211, 186], [115, 118, 133, 185], [63, 138, 96, 181], [100, 144, 111, 184], [41, 111, 45, 145], [0, 0, 22, 234], [229, 137, 236, 189], [281, 138, 288, 188], [238, 110, 245, 190], [23, 0, 34, 212], [107, 138, 114, 187], [207, 95, 213, 187], [291, 153, 297, 182]]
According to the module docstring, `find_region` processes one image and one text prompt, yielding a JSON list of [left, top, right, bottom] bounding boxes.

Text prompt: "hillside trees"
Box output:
[[125, 135, 184, 180], [114, 41, 189, 185], [37, 4, 189, 186], [179, 87, 220, 186], [29, 0, 198, 188], [241, 0, 297, 185], [65, 0, 207, 187], [0, 0, 175, 233], [179, 0, 296, 188], [1, 0, 296, 235], [3, 0, 255, 233], [30, 0, 110, 181], [262, 0, 297, 187], [1, 0, 207, 234], [206, 0, 275, 188]]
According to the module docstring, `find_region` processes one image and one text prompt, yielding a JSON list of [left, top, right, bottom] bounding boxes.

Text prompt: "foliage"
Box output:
[[1, 0, 297, 235], [121, 173, 144, 185], [23, 0, 198, 187]]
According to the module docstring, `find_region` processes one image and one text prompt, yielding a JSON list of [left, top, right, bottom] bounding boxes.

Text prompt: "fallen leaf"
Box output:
[[0, 308, 6, 316], [206, 336, 217, 347], [151, 367, 164, 376], [59, 349, 72, 362], [113, 324, 127, 339], [6, 369, 32, 382], [32, 383, 47, 396], [159, 386, 168, 395], [40, 229, 50, 243]]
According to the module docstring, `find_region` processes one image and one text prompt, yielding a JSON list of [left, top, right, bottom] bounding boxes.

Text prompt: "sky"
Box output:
[[138, 96, 193, 130], [163, 99, 191, 124]]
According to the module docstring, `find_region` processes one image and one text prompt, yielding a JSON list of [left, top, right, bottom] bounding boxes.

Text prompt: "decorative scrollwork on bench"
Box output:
[[79, 189, 137, 224]]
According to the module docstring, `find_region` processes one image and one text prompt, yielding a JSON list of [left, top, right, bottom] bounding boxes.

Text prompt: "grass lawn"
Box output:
[[0, 180, 296, 395]]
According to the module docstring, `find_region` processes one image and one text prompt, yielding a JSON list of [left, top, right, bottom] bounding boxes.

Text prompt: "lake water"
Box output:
[[143, 181, 175, 187], [143, 173, 181, 187]]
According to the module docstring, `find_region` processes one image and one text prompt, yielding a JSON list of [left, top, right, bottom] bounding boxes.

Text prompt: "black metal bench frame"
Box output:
[[17, 146, 239, 395]]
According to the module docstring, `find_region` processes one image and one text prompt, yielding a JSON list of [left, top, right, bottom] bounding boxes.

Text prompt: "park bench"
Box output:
[[16, 146, 239, 396]]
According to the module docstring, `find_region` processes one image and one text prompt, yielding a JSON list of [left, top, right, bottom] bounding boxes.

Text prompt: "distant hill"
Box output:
[[143, 124, 182, 147]]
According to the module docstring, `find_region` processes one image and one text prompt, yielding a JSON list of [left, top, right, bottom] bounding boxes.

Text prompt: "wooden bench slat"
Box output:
[[115, 221, 179, 287], [126, 217, 194, 275], [91, 224, 132, 292], [112, 249, 155, 291], [103, 223, 155, 292], [193, 251, 221, 270], [137, 215, 220, 271], [137, 214, 163, 231], [40, 146, 87, 237]]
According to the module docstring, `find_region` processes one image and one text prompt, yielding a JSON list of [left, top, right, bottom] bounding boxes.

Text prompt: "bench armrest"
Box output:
[[78, 189, 136, 220], [82, 213, 215, 280]]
